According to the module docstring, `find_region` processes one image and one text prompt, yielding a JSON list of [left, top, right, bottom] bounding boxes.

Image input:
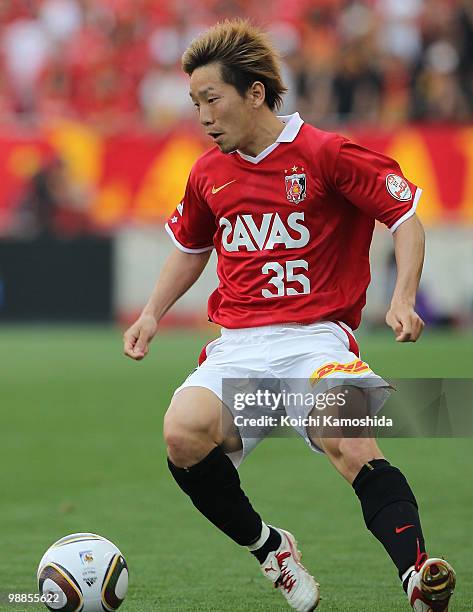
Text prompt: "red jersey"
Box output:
[[165, 113, 421, 330]]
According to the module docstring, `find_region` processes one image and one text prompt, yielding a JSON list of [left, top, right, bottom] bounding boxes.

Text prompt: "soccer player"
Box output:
[[123, 20, 456, 611]]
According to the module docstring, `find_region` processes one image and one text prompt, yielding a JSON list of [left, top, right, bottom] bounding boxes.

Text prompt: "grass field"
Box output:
[[1, 326, 472, 611]]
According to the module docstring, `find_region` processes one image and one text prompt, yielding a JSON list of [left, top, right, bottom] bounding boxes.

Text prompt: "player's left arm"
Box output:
[[385, 213, 425, 342], [327, 137, 426, 342]]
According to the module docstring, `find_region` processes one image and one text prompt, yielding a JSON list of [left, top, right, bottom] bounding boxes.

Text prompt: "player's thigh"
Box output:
[[164, 385, 242, 453]]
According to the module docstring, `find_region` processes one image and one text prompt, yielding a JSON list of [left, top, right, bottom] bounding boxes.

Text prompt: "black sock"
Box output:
[[353, 459, 427, 583], [167, 446, 263, 546], [251, 527, 282, 564]]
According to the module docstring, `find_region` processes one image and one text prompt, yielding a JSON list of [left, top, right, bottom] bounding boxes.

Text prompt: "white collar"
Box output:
[[236, 112, 304, 164], [275, 112, 304, 142]]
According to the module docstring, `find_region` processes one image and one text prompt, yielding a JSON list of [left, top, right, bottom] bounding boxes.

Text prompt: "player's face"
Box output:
[[190, 63, 256, 154]]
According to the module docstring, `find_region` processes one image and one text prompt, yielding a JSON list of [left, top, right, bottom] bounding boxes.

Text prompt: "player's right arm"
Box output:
[[124, 161, 215, 361], [124, 164, 216, 361], [123, 247, 211, 360]]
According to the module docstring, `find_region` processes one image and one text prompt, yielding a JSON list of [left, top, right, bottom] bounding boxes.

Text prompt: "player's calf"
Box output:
[[344, 452, 456, 609], [351, 458, 427, 580], [165, 387, 264, 545], [167, 443, 263, 545]]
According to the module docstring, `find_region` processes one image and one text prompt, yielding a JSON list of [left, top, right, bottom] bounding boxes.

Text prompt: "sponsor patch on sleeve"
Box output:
[[386, 174, 412, 201]]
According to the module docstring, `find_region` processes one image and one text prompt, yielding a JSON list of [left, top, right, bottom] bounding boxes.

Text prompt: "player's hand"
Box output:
[[385, 301, 425, 342], [123, 313, 158, 360]]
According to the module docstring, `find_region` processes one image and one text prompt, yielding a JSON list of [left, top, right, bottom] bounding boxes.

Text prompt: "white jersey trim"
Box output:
[[389, 187, 422, 233], [165, 222, 214, 253], [236, 112, 304, 165]]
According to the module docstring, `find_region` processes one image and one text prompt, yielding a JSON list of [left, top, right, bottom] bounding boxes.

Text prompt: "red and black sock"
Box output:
[[352, 459, 427, 588]]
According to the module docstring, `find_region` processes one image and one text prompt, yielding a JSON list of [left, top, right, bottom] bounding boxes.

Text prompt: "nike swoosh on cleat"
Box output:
[[211, 180, 236, 194], [395, 525, 415, 534]]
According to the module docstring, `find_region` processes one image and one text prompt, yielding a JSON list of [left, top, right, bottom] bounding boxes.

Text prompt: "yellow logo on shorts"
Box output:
[[310, 359, 371, 384]]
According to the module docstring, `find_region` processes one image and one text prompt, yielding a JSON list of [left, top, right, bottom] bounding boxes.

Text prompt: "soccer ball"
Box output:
[[37, 533, 128, 611]]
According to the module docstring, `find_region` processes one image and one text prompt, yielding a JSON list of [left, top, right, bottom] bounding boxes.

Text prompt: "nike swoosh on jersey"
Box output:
[[211, 179, 236, 195]]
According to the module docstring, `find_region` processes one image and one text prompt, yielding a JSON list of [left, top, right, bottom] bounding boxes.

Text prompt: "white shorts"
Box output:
[[173, 321, 391, 467]]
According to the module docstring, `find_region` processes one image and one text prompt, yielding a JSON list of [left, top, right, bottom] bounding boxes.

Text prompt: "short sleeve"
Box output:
[[332, 138, 422, 232], [165, 167, 215, 253]]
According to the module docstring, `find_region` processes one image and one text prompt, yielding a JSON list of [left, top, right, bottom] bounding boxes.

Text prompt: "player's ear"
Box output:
[[248, 81, 266, 109]]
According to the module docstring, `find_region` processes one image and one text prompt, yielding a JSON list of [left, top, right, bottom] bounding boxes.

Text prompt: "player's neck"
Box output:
[[237, 111, 285, 158]]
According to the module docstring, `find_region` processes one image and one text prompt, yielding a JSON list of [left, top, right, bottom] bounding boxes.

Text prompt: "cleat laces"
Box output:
[[275, 551, 297, 594], [415, 538, 428, 572]]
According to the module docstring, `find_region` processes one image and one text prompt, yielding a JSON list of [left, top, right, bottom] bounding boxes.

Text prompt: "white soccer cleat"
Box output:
[[407, 557, 456, 611], [260, 527, 320, 611]]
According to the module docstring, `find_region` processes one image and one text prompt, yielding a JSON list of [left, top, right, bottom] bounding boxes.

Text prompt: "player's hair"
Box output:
[[182, 19, 287, 111]]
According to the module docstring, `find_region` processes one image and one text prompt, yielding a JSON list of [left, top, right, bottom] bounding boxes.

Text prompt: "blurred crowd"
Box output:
[[1, 0, 472, 131]]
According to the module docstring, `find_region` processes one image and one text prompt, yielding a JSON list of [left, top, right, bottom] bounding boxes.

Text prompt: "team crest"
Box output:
[[285, 166, 306, 204]]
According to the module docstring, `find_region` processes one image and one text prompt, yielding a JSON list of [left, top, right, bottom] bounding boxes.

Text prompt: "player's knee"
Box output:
[[163, 407, 198, 457], [163, 395, 221, 466], [163, 416, 188, 458]]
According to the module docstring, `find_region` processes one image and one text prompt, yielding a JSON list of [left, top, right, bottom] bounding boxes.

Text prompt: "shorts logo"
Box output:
[[310, 359, 371, 384], [386, 174, 412, 201], [285, 165, 306, 204]]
